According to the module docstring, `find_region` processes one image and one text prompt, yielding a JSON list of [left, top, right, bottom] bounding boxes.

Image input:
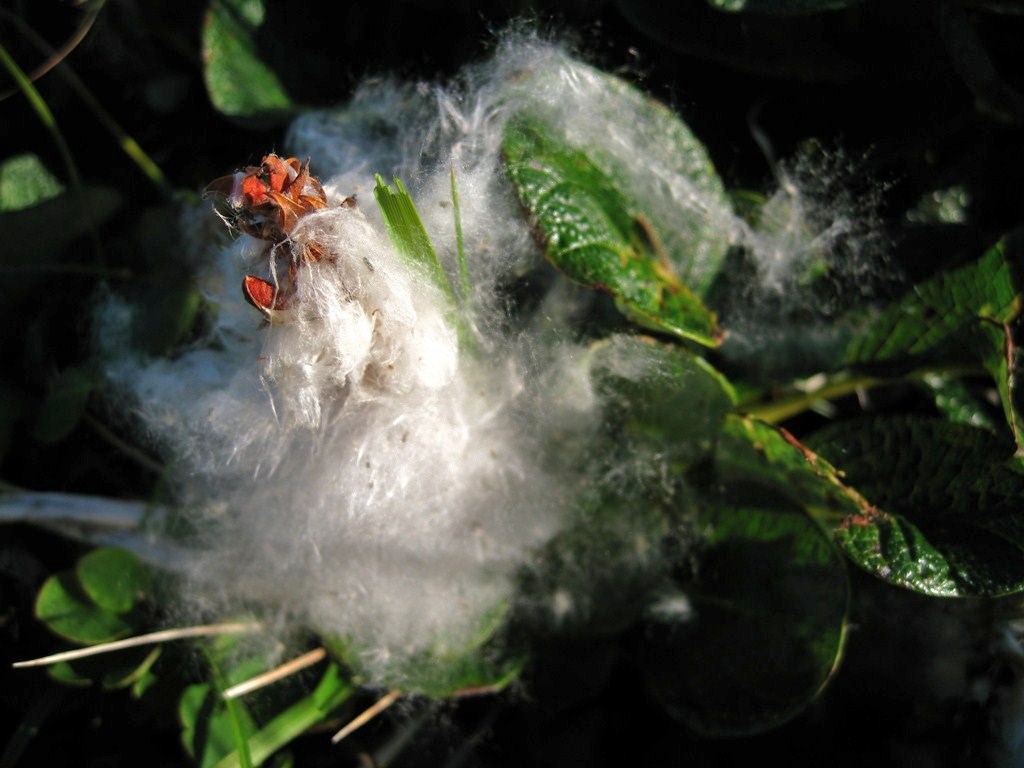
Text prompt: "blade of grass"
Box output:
[[213, 664, 353, 768], [208, 657, 254, 768], [450, 166, 470, 301], [374, 174, 456, 305]]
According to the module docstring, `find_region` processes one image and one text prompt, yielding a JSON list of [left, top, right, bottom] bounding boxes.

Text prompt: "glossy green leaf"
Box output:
[[202, 0, 292, 118], [213, 664, 352, 768], [718, 414, 1024, 596], [808, 416, 1024, 596], [589, 334, 736, 466], [707, 0, 864, 13], [76, 547, 150, 615], [920, 372, 998, 432], [0, 153, 63, 211], [845, 236, 1022, 367], [35, 571, 132, 644], [32, 365, 95, 444], [641, 501, 848, 736], [503, 117, 722, 347], [715, 415, 866, 524], [505, 58, 731, 296]]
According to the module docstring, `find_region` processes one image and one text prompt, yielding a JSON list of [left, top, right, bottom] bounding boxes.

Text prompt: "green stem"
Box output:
[[0, 39, 103, 263], [0, 41, 81, 193], [0, 9, 175, 200], [450, 165, 470, 301], [739, 365, 985, 424]]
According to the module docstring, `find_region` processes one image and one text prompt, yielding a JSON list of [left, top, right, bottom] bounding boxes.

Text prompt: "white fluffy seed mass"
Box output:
[[98, 34, 875, 686]]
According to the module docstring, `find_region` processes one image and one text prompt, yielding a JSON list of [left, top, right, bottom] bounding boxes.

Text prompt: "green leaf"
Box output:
[[48, 646, 161, 690], [373, 174, 455, 304], [212, 664, 353, 768], [807, 416, 1024, 596], [715, 415, 867, 525], [0, 185, 121, 267], [978, 317, 1024, 462], [181, 682, 258, 768], [202, 0, 292, 119], [589, 334, 736, 466], [32, 365, 95, 444], [76, 547, 150, 615], [35, 571, 132, 644], [327, 604, 519, 697], [503, 117, 722, 347], [516, 485, 670, 637], [919, 372, 998, 432], [506, 59, 731, 296], [846, 234, 1024, 457], [846, 236, 1022, 367], [641, 501, 848, 736], [707, 0, 864, 12], [0, 153, 63, 211]]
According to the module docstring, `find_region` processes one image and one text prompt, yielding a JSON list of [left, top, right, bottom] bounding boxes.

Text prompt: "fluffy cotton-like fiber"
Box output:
[[97, 33, 879, 687]]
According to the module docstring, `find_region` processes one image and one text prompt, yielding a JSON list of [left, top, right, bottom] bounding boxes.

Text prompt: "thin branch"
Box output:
[[0, 7, 174, 199], [738, 365, 985, 424], [0, 1, 104, 102], [12, 622, 262, 668], [331, 689, 402, 744], [222, 647, 328, 700]]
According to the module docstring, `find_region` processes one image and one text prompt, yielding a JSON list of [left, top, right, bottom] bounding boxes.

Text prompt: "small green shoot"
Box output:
[[450, 166, 471, 301], [374, 174, 457, 305]]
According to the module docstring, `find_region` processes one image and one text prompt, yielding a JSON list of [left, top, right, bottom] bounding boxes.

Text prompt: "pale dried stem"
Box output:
[[331, 689, 402, 744], [222, 647, 328, 700], [12, 622, 262, 668]]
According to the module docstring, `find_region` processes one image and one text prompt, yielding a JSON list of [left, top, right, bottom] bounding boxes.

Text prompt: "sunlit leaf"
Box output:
[[35, 571, 132, 644], [76, 547, 150, 615], [504, 117, 721, 346], [807, 415, 1024, 596], [846, 236, 1022, 367], [715, 416, 973, 596], [212, 664, 353, 768], [641, 500, 848, 736], [0, 153, 63, 211], [373, 174, 455, 303], [202, 0, 292, 119], [180, 682, 258, 768], [919, 372, 998, 432]]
